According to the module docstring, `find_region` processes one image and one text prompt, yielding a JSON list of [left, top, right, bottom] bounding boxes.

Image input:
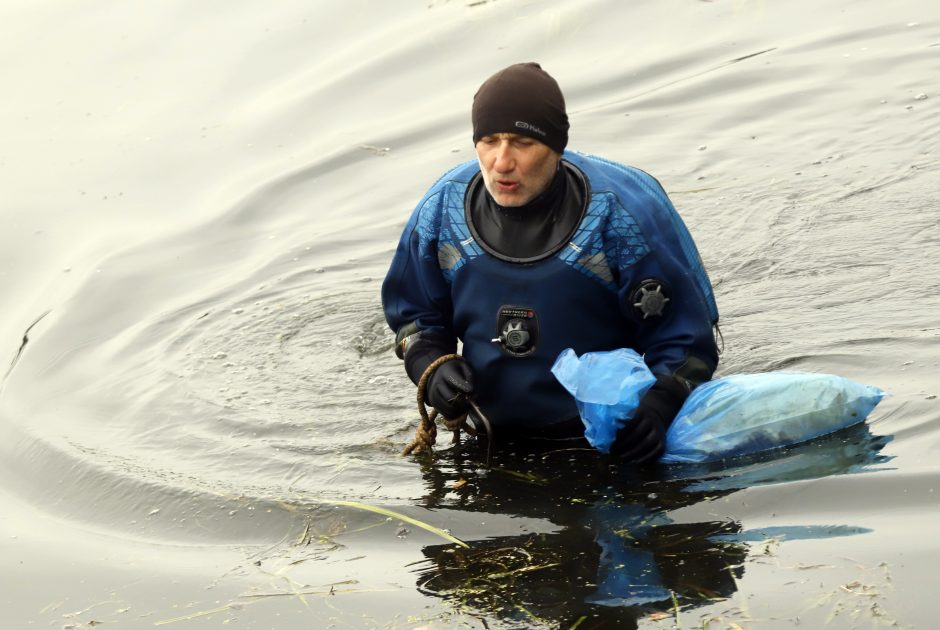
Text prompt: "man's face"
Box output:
[[475, 133, 560, 207]]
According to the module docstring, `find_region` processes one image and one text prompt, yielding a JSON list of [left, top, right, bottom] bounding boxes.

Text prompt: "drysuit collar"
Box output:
[[466, 160, 588, 263]]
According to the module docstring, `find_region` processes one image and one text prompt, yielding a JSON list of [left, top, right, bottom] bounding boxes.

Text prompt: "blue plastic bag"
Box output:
[[551, 348, 886, 463], [662, 372, 886, 463], [551, 348, 656, 453]]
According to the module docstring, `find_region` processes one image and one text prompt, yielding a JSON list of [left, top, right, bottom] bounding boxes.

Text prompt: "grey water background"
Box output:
[[1, 0, 938, 627]]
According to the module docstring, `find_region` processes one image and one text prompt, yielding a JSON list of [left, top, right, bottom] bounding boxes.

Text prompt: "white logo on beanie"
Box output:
[[514, 121, 547, 137]]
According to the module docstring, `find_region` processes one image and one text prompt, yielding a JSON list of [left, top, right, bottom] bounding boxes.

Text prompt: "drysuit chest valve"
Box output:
[[492, 305, 539, 357]]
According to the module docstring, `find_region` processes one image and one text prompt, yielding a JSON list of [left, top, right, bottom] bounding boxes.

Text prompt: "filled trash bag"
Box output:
[[662, 371, 886, 464], [551, 348, 886, 463], [551, 348, 656, 453]]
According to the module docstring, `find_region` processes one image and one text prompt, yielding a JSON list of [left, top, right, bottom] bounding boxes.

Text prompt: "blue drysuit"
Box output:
[[382, 151, 718, 430]]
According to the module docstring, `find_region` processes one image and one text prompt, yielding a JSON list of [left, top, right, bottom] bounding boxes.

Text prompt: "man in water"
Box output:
[[382, 62, 719, 463]]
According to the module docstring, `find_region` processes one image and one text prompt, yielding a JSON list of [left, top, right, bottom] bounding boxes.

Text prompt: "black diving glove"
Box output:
[[610, 374, 689, 464], [426, 359, 475, 419]]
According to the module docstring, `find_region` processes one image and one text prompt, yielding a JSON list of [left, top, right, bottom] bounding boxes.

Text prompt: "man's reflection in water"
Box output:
[[410, 423, 891, 629]]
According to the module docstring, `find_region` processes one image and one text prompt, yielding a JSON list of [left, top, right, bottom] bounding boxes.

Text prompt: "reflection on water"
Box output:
[[408, 423, 891, 627]]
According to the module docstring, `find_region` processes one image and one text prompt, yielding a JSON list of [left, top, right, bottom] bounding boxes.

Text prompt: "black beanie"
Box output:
[[472, 62, 569, 154]]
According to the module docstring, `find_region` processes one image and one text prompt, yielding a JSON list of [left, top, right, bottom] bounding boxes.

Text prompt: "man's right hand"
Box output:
[[427, 359, 475, 419]]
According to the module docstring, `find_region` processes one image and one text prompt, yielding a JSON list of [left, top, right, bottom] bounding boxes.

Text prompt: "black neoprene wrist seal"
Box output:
[[402, 334, 456, 386], [642, 374, 691, 428]]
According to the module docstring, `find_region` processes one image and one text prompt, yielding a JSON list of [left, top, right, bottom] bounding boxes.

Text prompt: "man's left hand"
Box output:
[[610, 374, 689, 464]]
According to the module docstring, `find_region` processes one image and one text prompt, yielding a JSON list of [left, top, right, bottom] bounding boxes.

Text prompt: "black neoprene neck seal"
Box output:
[[465, 160, 589, 264]]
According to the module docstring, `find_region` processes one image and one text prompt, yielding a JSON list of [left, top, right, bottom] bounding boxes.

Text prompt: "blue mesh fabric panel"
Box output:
[[601, 193, 650, 272], [436, 183, 481, 283], [559, 193, 649, 290], [415, 190, 444, 254], [558, 197, 610, 286]]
